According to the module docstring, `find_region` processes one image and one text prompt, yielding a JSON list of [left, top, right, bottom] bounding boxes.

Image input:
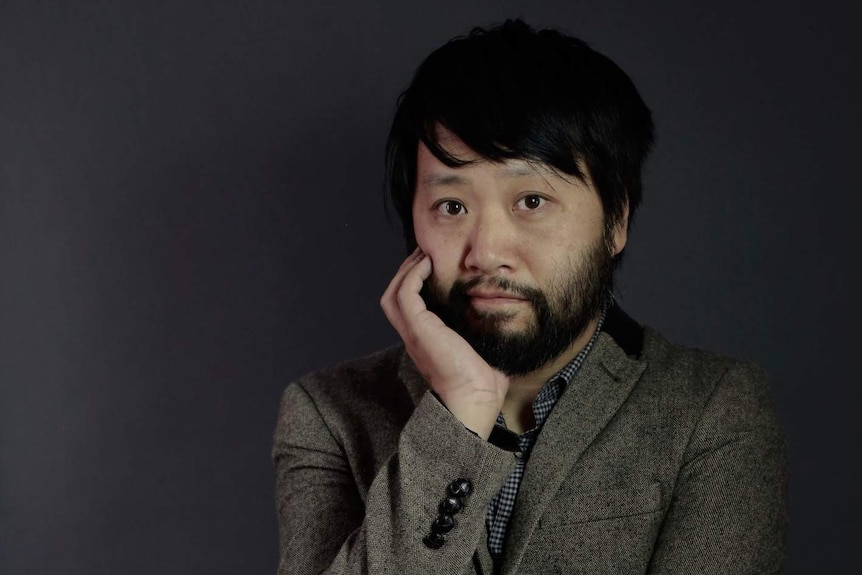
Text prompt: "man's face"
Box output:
[[412, 132, 627, 375]]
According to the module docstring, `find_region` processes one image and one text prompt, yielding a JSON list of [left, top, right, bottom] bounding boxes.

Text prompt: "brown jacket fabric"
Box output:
[[272, 307, 787, 574]]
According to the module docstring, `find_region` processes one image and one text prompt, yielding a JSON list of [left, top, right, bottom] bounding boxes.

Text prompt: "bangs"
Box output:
[[408, 29, 590, 183]]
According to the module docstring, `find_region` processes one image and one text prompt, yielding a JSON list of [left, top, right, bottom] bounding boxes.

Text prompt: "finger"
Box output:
[[394, 247, 424, 276], [381, 248, 423, 315], [382, 248, 423, 299], [385, 254, 433, 338], [395, 255, 434, 319], [381, 248, 425, 331]]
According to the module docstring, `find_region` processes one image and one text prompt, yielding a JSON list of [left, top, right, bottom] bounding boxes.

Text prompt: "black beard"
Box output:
[[420, 232, 614, 376]]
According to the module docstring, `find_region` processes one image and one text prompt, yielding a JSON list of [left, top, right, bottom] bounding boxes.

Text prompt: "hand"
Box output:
[[381, 249, 509, 439]]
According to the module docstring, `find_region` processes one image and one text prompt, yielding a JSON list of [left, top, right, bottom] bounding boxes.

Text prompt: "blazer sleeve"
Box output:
[[646, 362, 789, 574], [272, 381, 518, 575]]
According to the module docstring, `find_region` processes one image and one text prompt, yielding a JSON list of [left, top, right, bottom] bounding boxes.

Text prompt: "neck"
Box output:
[[501, 315, 601, 432]]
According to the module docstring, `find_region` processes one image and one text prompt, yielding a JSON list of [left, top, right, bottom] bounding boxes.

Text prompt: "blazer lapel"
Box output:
[[499, 332, 647, 574]]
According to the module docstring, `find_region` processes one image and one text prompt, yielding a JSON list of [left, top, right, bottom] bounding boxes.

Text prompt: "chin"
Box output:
[[467, 313, 534, 335]]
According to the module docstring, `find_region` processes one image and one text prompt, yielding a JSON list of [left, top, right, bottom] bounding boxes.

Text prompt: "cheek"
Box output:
[[422, 240, 461, 282], [413, 222, 463, 283], [411, 214, 430, 250]]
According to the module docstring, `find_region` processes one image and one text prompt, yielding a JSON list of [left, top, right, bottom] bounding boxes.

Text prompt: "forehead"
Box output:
[[416, 134, 588, 193]]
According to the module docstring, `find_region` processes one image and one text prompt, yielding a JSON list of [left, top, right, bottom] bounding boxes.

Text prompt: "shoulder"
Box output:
[[276, 345, 416, 437], [289, 344, 403, 390], [637, 325, 779, 435], [641, 325, 767, 390], [604, 304, 770, 404]]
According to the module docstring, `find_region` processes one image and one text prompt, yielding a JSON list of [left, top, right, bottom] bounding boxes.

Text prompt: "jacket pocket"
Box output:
[[552, 480, 664, 524]]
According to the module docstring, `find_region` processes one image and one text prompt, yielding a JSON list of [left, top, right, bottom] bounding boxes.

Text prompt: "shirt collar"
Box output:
[[547, 299, 610, 389]]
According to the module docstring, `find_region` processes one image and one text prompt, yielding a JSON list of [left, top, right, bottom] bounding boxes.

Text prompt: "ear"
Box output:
[[611, 201, 630, 257]]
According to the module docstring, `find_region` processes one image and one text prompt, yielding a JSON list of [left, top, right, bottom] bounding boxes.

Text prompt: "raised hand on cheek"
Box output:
[[380, 249, 508, 439]]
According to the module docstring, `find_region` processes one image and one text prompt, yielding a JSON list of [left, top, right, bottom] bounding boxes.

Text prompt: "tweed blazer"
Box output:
[[272, 307, 787, 574]]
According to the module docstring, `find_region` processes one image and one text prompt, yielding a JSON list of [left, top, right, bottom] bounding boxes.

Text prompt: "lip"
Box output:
[[466, 289, 528, 308], [466, 289, 527, 300], [470, 297, 527, 309]]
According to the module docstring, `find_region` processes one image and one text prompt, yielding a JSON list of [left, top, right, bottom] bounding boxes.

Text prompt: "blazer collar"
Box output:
[[602, 302, 644, 358]]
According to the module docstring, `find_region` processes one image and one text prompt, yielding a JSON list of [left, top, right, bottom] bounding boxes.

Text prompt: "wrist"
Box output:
[[429, 389, 501, 439], [444, 401, 501, 440]]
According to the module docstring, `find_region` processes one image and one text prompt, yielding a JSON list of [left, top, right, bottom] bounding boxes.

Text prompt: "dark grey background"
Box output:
[[1, 0, 859, 573]]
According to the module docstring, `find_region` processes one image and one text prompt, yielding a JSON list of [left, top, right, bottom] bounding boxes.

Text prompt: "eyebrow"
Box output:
[[420, 173, 469, 188], [419, 165, 539, 189]]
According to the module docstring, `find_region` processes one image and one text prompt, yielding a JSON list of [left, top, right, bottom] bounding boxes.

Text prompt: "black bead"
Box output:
[[447, 478, 472, 498], [423, 532, 445, 549], [439, 496, 462, 515], [432, 514, 455, 534]]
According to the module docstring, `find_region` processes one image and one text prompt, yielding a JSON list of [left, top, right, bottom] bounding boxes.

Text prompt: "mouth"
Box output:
[[466, 289, 529, 308]]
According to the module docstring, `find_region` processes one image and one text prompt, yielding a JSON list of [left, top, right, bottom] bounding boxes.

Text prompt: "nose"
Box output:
[[463, 209, 516, 274]]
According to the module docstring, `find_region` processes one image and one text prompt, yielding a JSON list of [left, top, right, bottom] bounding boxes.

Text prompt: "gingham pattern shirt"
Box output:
[[485, 307, 608, 559]]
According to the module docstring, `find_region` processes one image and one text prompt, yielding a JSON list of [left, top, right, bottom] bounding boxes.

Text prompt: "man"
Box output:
[[273, 20, 787, 575]]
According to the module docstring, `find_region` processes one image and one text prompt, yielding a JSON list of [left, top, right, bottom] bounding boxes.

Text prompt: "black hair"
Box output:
[[385, 19, 655, 252]]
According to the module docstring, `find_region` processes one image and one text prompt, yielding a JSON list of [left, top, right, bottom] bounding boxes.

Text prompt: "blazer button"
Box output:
[[432, 514, 455, 534], [447, 478, 472, 498], [439, 496, 462, 515], [423, 533, 445, 549]]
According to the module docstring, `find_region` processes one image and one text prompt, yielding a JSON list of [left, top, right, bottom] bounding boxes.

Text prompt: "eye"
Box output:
[[516, 194, 547, 211], [435, 200, 467, 216]]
